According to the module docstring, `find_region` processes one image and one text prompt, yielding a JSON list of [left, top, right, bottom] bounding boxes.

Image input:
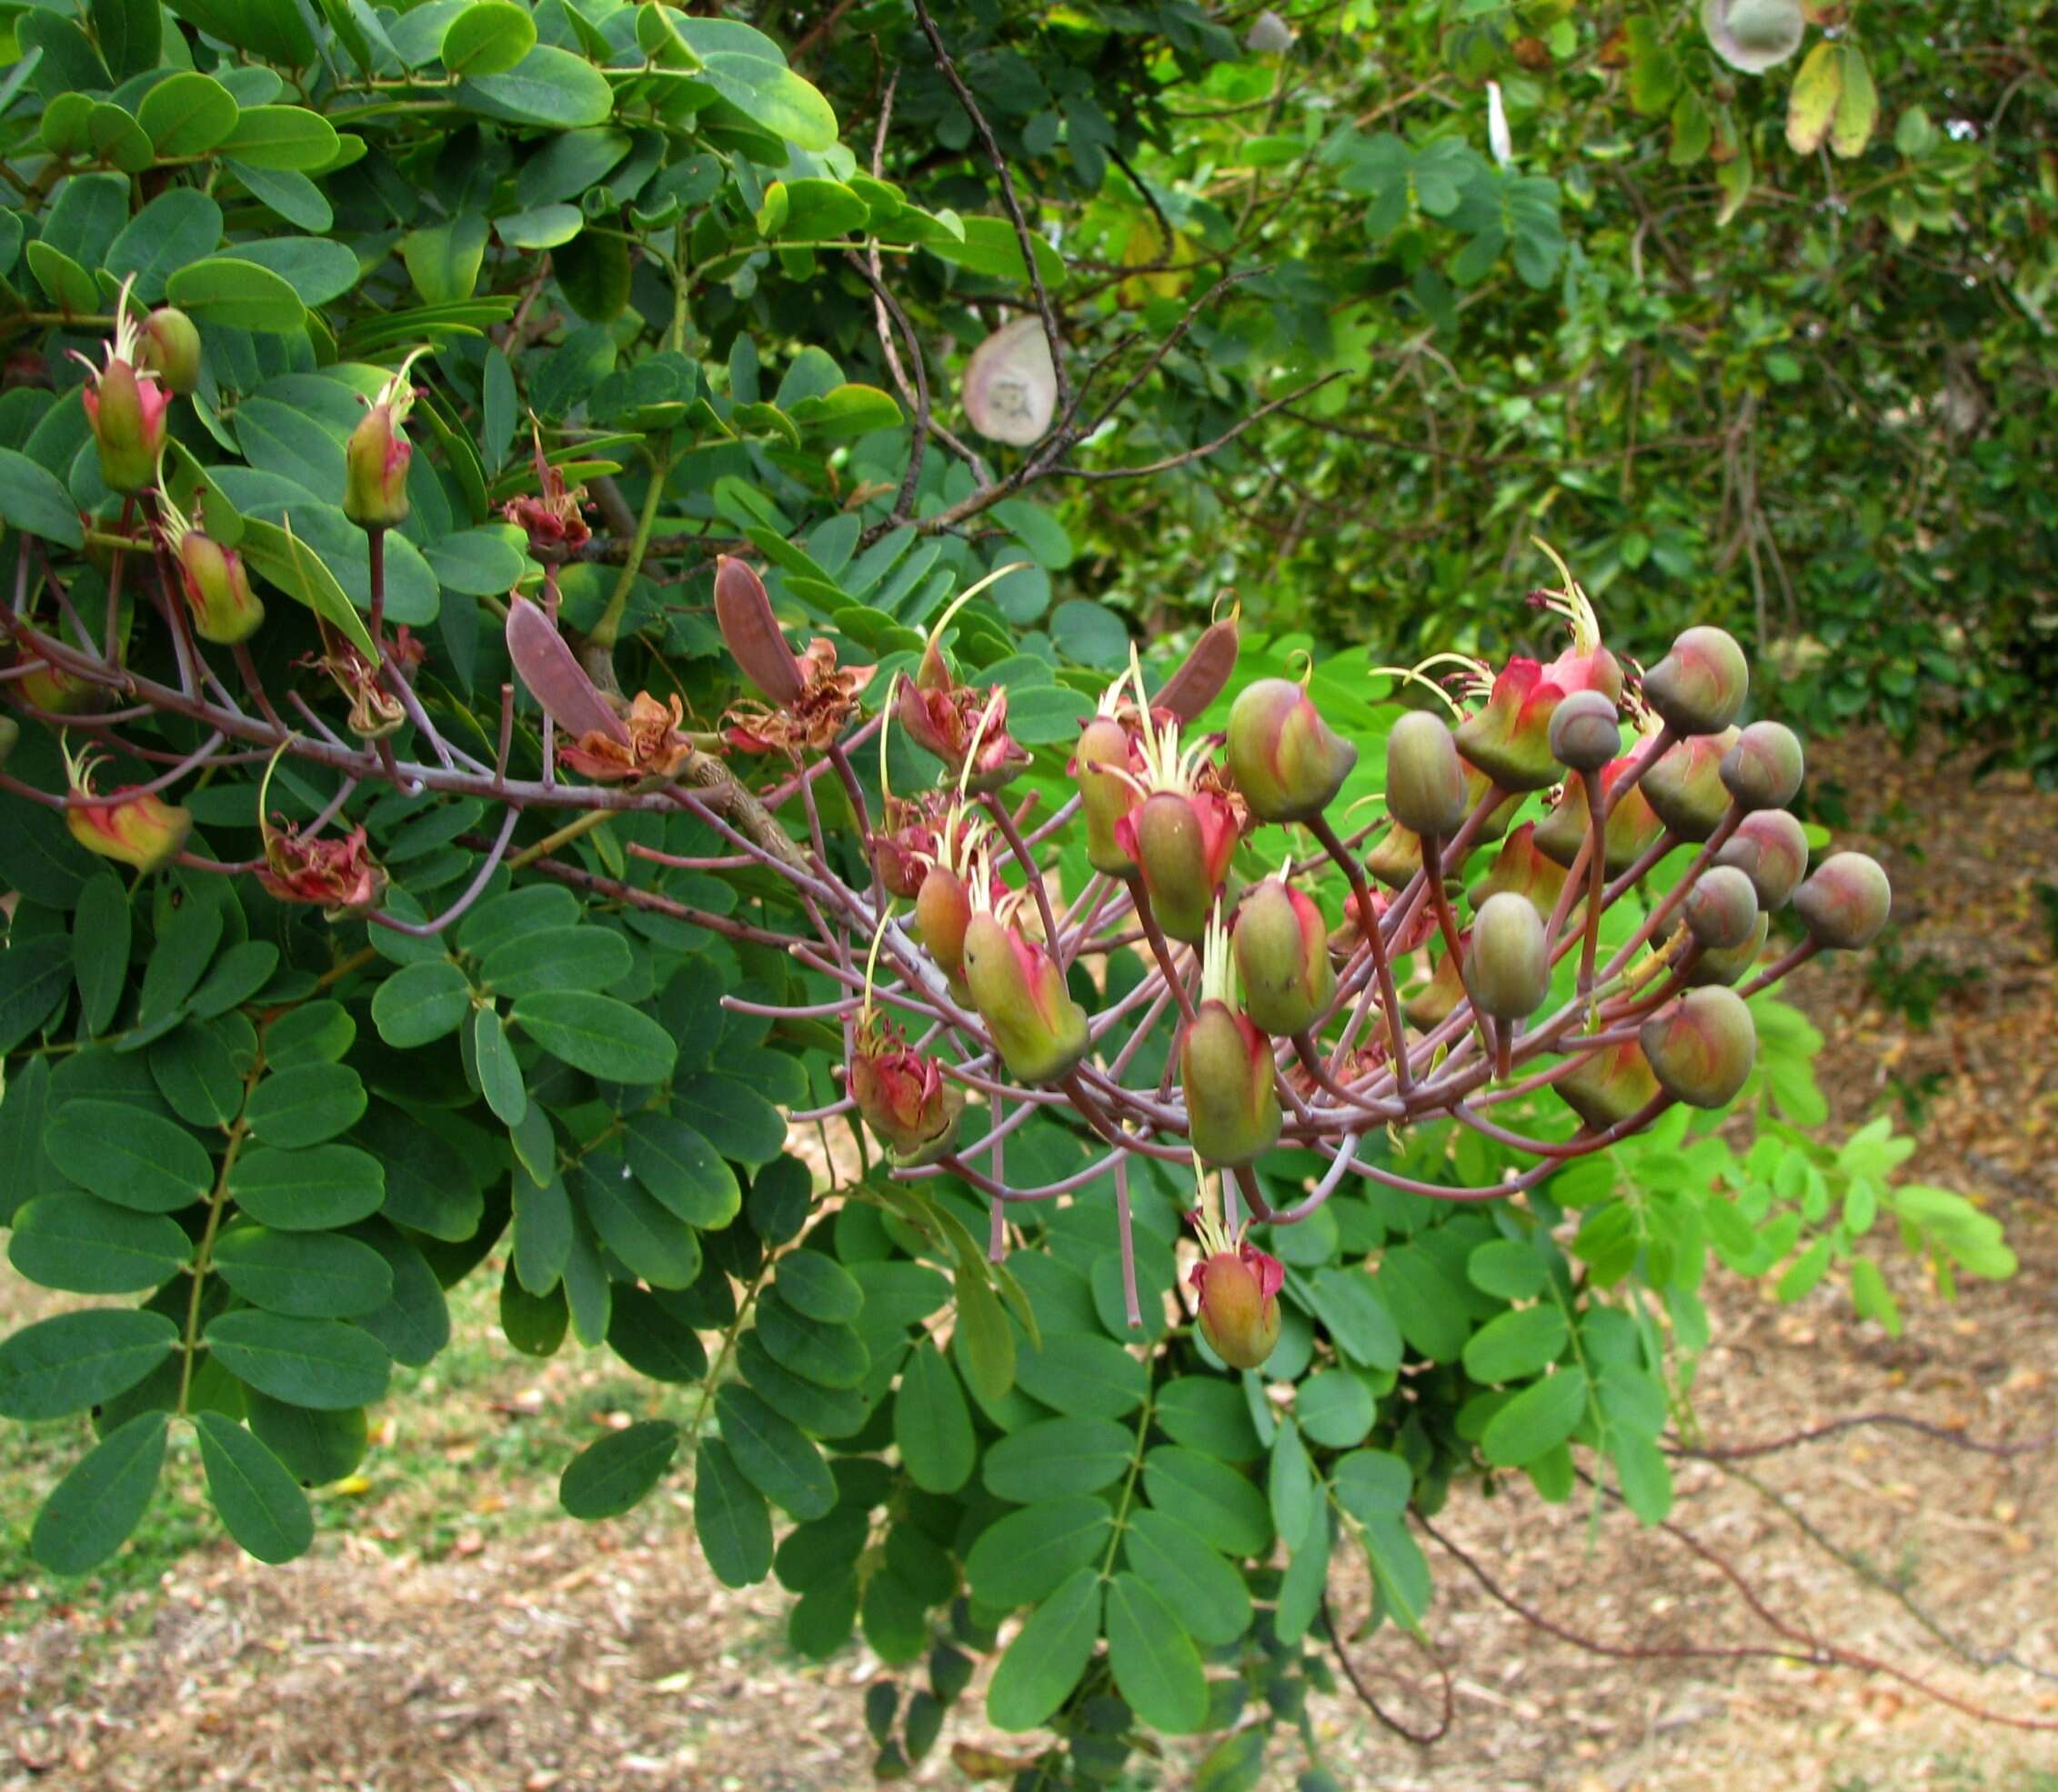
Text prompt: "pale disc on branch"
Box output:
[[963, 315, 1058, 447]]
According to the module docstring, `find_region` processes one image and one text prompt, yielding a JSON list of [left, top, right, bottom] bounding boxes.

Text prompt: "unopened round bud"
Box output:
[[1715, 808, 1809, 910], [1384, 710, 1468, 838], [1226, 677, 1357, 823], [1641, 625, 1749, 736], [1074, 713, 1139, 876], [1687, 912, 1768, 986], [1720, 720, 1804, 812], [1792, 851, 1891, 950], [1682, 864, 1760, 950], [915, 865, 972, 978], [1643, 728, 1738, 842], [1641, 986, 1756, 1109], [1180, 1002, 1282, 1167], [1192, 1247, 1281, 1370], [1548, 688, 1621, 773], [1466, 893, 1549, 1021], [139, 307, 202, 395]]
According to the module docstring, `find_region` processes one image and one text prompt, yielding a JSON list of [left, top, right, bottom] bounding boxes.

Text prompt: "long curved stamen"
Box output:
[[920, 560, 1034, 667], [1531, 536, 1601, 652], [956, 686, 1007, 806], [860, 900, 897, 1026], [1369, 655, 1479, 719], [1200, 903, 1237, 1007]]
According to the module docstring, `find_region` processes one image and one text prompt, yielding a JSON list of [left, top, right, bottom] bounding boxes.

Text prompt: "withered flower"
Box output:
[[559, 690, 697, 784], [725, 637, 871, 756]]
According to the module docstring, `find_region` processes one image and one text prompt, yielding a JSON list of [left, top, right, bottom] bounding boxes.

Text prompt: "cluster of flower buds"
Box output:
[[696, 545, 1893, 1369]]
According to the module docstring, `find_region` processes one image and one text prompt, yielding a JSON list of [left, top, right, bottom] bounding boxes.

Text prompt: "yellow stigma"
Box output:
[[1531, 536, 1602, 655], [1200, 903, 1238, 1008]]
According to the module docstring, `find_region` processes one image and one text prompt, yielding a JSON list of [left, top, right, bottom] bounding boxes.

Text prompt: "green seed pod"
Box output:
[[1548, 688, 1621, 773], [1686, 912, 1768, 986], [1643, 727, 1739, 842], [1233, 879, 1334, 1037], [1792, 851, 1892, 950], [1640, 986, 1757, 1109], [1466, 892, 1549, 1021], [1715, 808, 1809, 910], [1226, 676, 1357, 823], [1720, 720, 1804, 812], [1180, 1001, 1282, 1167], [1384, 711, 1468, 838], [1641, 626, 1749, 736], [1683, 864, 1761, 950]]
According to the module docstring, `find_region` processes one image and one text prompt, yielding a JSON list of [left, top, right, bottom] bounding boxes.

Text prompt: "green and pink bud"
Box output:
[[1641, 625, 1749, 737], [1117, 788, 1237, 945], [156, 488, 263, 646], [1225, 676, 1358, 822], [1453, 657, 1566, 793], [342, 349, 426, 529], [1231, 876, 1333, 1036], [1534, 755, 1666, 876], [1640, 986, 1756, 1109], [1686, 912, 1768, 986], [13, 653, 100, 716], [1792, 851, 1891, 950], [138, 307, 201, 396], [1682, 864, 1760, 951], [62, 743, 189, 875], [1187, 1207, 1282, 1370], [1642, 726, 1740, 842], [1547, 688, 1621, 774], [1384, 710, 1469, 838], [916, 863, 975, 981], [848, 1018, 964, 1166], [73, 290, 170, 496], [1720, 720, 1804, 812], [1180, 1000, 1280, 1166], [961, 909, 1090, 1084], [1072, 709, 1142, 876], [896, 676, 1030, 794], [1552, 1037, 1661, 1130], [1714, 808, 1809, 910], [1469, 821, 1570, 919]]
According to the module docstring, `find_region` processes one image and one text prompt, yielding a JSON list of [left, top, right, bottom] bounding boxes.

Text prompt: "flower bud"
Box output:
[[15, 655, 100, 716], [1640, 986, 1757, 1109], [342, 351, 425, 529], [1720, 720, 1804, 812], [1642, 727, 1739, 842], [1683, 864, 1761, 951], [1548, 688, 1621, 773], [1686, 911, 1768, 986], [1180, 1001, 1281, 1167], [1073, 713, 1141, 876], [1715, 808, 1809, 910], [1470, 821, 1569, 919], [1365, 821, 1421, 891], [1384, 710, 1468, 838], [1533, 757, 1666, 876], [82, 355, 169, 495], [138, 307, 201, 395], [1117, 788, 1237, 944], [848, 1024, 964, 1166], [916, 864, 973, 980], [0, 714, 16, 770], [176, 528, 264, 645], [714, 556, 805, 707], [1641, 625, 1749, 736], [1467, 893, 1549, 1021], [68, 786, 191, 874], [961, 911, 1090, 1084], [897, 676, 1030, 795], [1453, 658, 1564, 793], [1792, 851, 1891, 950], [1190, 1241, 1282, 1370], [1232, 878, 1334, 1036], [1226, 676, 1357, 822], [1552, 1038, 1661, 1130]]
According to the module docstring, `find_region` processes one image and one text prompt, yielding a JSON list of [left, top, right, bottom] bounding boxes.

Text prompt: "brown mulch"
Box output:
[[3, 731, 2056, 1792]]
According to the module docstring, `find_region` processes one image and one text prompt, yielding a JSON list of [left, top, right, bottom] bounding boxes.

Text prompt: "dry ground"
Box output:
[[2, 730, 2054, 1792]]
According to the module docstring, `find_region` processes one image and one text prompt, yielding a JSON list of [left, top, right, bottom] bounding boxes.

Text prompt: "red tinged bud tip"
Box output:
[[1714, 808, 1810, 910], [1180, 1001, 1281, 1168], [137, 307, 201, 395], [1551, 1036, 1662, 1130], [1792, 851, 1892, 950], [1225, 676, 1358, 822], [1641, 625, 1749, 737], [916, 863, 975, 981], [1117, 787, 1238, 945], [1640, 986, 1757, 1109], [848, 1017, 964, 1166], [1533, 754, 1666, 876], [73, 289, 170, 496], [156, 489, 263, 646], [61, 742, 189, 875], [1469, 821, 1570, 919], [1547, 688, 1621, 774], [1682, 864, 1760, 951], [1720, 720, 1804, 812]]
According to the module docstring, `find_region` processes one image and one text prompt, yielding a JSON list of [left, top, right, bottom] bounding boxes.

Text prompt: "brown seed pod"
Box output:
[[1154, 606, 1241, 722], [714, 556, 805, 706]]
